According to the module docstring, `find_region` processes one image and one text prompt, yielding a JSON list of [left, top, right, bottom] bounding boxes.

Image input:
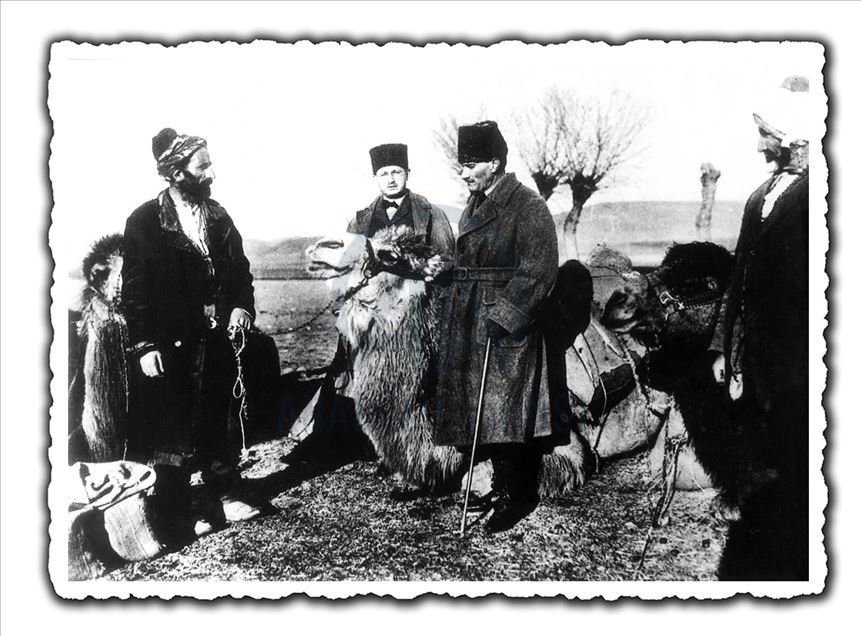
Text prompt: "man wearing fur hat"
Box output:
[[710, 77, 811, 579], [434, 121, 562, 533], [347, 143, 455, 257], [121, 128, 261, 541]]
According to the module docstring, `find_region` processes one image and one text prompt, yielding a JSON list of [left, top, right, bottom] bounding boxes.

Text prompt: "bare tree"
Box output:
[[432, 113, 463, 177], [513, 87, 570, 200], [514, 88, 650, 259], [432, 108, 487, 201]]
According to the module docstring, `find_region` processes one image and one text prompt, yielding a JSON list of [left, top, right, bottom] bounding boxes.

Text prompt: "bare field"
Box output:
[[106, 278, 727, 583], [253, 278, 339, 372]]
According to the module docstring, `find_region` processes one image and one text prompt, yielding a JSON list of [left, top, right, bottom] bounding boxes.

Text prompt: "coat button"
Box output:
[[174, 340, 182, 348]]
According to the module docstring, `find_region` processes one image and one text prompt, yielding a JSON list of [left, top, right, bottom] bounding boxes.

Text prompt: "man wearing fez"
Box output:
[[348, 142, 455, 257], [434, 121, 561, 533], [122, 128, 261, 540], [710, 77, 810, 579]]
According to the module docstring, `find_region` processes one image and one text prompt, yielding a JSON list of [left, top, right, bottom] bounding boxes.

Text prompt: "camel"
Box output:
[[600, 241, 813, 581], [305, 227, 466, 491], [599, 242, 751, 506], [69, 234, 128, 463]]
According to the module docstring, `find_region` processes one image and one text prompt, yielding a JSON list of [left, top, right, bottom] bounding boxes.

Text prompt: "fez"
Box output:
[[370, 143, 409, 174], [457, 120, 508, 165]]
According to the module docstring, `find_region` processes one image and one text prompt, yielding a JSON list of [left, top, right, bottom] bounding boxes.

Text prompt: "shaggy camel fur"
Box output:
[[308, 227, 465, 490], [73, 234, 128, 462]]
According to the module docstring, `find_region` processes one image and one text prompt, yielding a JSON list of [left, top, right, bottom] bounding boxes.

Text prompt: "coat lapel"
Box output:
[[157, 189, 218, 256], [158, 191, 198, 254], [351, 197, 380, 236], [758, 172, 807, 239], [353, 190, 432, 240], [458, 173, 519, 239], [409, 192, 432, 240]]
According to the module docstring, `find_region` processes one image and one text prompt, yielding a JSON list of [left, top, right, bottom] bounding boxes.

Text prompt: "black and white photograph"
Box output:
[[6, 2, 858, 623], [45, 36, 827, 597]]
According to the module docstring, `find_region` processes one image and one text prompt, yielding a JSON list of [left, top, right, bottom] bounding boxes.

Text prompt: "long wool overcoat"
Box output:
[[434, 173, 560, 447], [121, 191, 255, 462]]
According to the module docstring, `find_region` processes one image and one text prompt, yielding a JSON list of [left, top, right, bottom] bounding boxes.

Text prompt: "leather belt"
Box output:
[[450, 266, 515, 282]]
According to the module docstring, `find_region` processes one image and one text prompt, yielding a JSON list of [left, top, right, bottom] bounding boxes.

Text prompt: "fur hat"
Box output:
[[457, 120, 508, 165], [370, 143, 409, 174]]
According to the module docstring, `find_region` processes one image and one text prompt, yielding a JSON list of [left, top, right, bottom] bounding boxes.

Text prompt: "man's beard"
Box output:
[[176, 171, 212, 203], [762, 147, 791, 175]]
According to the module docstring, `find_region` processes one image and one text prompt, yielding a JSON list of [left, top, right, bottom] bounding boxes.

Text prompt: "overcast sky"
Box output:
[[49, 39, 823, 264]]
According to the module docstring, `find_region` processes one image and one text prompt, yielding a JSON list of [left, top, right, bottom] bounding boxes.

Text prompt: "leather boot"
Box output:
[[485, 447, 540, 533]]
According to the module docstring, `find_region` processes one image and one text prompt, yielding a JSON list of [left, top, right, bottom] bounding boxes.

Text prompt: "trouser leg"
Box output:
[[148, 463, 194, 546], [194, 332, 242, 496], [485, 444, 541, 533], [490, 444, 540, 502]]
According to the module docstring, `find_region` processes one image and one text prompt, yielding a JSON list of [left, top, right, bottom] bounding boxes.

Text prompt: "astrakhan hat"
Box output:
[[370, 143, 409, 174], [457, 120, 508, 164]]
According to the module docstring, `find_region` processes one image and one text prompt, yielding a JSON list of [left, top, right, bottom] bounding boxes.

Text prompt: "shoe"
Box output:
[[484, 496, 539, 534], [389, 486, 426, 503], [220, 495, 261, 523], [193, 517, 215, 538], [466, 489, 501, 513]]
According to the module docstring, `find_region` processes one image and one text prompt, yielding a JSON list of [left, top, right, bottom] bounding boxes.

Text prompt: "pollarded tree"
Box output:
[[432, 108, 487, 203], [515, 87, 650, 259], [513, 87, 571, 201], [432, 114, 464, 178]]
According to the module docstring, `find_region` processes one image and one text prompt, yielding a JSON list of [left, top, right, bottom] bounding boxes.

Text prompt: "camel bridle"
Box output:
[[270, 237, 431, 337], [645, 270, 723, 319]]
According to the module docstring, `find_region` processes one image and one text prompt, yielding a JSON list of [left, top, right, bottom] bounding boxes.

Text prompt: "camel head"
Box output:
[[601, 242, 733, 352], [81, 233, 124, 306], [307, 226, 448, 347]]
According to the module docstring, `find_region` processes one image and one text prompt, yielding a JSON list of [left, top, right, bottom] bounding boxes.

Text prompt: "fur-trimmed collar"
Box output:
[[157, 189, 227, 233]]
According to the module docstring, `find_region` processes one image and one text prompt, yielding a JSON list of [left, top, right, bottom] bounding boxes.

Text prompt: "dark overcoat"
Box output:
[[121, 191, 255, 461], [712, 171, 809, 412], [434, 173, 560, 447]]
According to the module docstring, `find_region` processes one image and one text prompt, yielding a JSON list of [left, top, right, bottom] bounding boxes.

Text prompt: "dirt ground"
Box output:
[[102, 278, 728, 582], [106, 434, 726, 582]]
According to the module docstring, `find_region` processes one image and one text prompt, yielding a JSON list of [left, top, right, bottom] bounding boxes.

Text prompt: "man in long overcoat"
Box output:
[[122, 128, 261, 539], [710, 77, 811, 579], [434, 121, 561, 532]]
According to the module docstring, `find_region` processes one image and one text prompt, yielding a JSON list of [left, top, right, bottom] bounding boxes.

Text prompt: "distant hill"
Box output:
[[554, 200, 745, 266], [435, 203, 464, 225], [245, 236, 323, 279]]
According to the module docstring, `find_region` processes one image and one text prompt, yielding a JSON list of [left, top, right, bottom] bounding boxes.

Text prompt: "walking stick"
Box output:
[[460, 337, 493, 536]]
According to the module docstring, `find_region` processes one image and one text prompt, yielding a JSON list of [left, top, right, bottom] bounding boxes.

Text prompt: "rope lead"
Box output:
[[228, 325, 253, 467]]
